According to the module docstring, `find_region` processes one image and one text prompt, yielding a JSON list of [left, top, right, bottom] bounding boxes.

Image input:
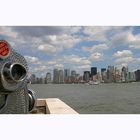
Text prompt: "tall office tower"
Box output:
[[75, 74, 80, 83], [64, 69, 70, 78], [114, 67, 121, 82], [101, 68, 106, 82], [101, 68, 106, 73], [131, 72, 136, 81], [36, 77, 40, 84], [91, 67, 97, 78], [39, 77, 43, 84], [132, 72, 136, 81], [30, 74, 36, 84], [64, 69, 70, 83], [42, 77, 46, 84], [46, 72, 52, 83], [71, 70, 76, 83], [135, 70, 140, 81], [71, 70, 76, 77], [78, 76, 84, 83], [59, 70, 64, 83], [121, 66, 128, 82], [83, 71, 90, 82], [53, 69, 59, 83], [96, 72, 102, 82], [107, 66, 115, 82], [127, 72, 136, 82]]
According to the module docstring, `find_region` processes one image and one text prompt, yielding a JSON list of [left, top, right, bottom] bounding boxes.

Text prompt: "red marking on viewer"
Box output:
[[0, 40, 10, 58]]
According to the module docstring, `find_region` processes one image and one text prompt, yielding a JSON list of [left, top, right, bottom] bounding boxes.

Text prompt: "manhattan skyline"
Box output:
[[0, 26, 140, 77]]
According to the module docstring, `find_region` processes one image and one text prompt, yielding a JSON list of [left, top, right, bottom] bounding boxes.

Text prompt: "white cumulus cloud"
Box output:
[[113, 50, 133, 57], [110, 30, 135, 46], [46, 34, 81, 48], [62, 55, 91, 65], [38, 34, 81, 54], [0, 26, 17, 38], [83, 26, 111, 41], [38, 44, 63, 54], [24, 56, 41, 64], [115, 56, 134, 64], [82, 43, 109, 53], [89, 52, 103, 61]]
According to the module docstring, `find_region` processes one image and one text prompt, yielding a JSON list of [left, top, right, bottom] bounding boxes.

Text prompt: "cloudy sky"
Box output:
[[0, 26, 140, 77]]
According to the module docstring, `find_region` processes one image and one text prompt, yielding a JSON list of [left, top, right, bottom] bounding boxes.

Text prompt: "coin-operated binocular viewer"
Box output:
[[0, 40, 36, 114]]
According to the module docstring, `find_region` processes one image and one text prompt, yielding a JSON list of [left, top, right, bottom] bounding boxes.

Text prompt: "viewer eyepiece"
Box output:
[[3, 62, 27, 83]]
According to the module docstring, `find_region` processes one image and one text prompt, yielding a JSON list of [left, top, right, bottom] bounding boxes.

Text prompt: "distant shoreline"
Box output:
[[29, 81, 140, 85]]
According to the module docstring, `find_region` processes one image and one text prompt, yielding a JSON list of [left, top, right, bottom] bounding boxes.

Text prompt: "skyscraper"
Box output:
[[107, 66, 115, 82], [64, 69, 71, 83], [135, 70, 140, 81], [114, 67, 121, 82], [91, 67, 97, 78], [64, 69, 70, 78], [127, 72, 136, 82], [30, 74, 36, 84], [83, 71, 90, 82], [71, 70, 76, 83], [59, 70, 64, 83], [121, 66, 128, 82], [53, 69, 59, 83], [71, 70, 76, 77], [101, 68, 106, 73], [46, 72, 51, 83], [64, 69, 70, 83], [101, 68, 106, 82]]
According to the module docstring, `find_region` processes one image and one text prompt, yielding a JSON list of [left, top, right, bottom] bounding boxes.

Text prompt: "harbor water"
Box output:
[[29, 82, 140, 114]]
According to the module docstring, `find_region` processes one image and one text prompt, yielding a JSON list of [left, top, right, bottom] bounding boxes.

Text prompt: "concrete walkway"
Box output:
[[32, 98, 78, 114]]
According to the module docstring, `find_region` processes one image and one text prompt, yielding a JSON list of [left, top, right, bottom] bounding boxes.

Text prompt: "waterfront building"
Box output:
[[131, 72, 136, 81], [127, 72, 136, 82], [59, 70, 64, 83], [114, 68, 121, 82], [93, 72, 102, 82], [91, 67, 97, 77], [30, 74, 36, 84], [39, 77, 43, 84], [107, 66, 115, 82], [101, 68, 106, 82], [102, 71, 108, 83], [64, 69, 70, 78], [53, 69, 59, 83], [135, 70, 140, 81], [83, 71, 90, 82], [78, 76, 84, 83], [36, 77, 40, 84], [71, 70, 76, 77], [121, 66, 128, 82], [75, 74, 81, 83], [97, 72, 102, 82], [64, 69, 70, 83], [46, 72, 52, 83], [42, 77, 46, 84], [71, 70, 76, 83], [101, 68, 106, 73]]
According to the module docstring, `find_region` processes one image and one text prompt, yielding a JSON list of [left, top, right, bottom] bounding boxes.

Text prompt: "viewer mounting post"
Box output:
[[0, 40, 36, 114]]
